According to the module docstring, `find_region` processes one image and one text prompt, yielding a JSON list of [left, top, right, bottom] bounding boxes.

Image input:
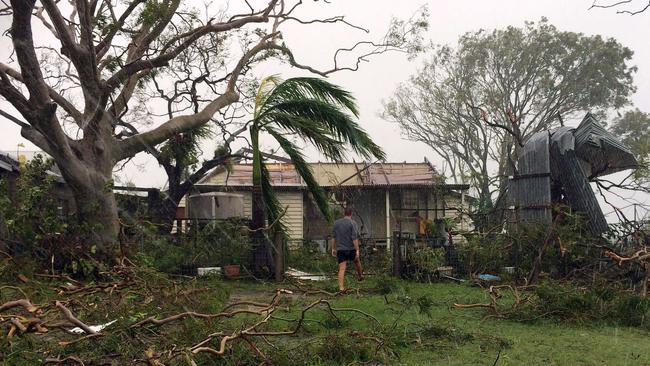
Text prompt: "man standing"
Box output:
[[331, 206, 364, 291]]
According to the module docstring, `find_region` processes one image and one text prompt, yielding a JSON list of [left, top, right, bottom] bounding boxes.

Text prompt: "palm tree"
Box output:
[[248, 76, 385, 277]]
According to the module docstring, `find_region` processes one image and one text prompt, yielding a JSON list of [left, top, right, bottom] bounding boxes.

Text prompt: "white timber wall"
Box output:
[[277, 191, 304, 247], [235, 190, 303, 247]]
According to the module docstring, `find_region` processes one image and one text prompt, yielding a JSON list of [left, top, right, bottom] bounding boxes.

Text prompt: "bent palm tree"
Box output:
[[249, 76, 385, 276]]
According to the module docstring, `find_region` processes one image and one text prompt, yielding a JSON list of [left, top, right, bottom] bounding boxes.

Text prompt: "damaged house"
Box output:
[[184, 160, 472, 248]]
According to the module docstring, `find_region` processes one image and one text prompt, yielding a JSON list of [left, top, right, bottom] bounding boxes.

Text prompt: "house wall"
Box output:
[[301, 187, 472, 245], [277, 191, 303, 247], [443, 193, 473, 244]]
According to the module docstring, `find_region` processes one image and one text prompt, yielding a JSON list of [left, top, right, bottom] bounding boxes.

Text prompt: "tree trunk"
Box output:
[[249, 127, 276, 278], [71, 185, 120, 262], [273, 230, 284, 281], [250, 185, 275, 277], [53, 141, 121, 263]]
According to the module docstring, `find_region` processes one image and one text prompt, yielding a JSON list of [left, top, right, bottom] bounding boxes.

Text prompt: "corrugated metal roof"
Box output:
[[574, 113, 638, 177], [203, 162, 449, 188], [0, 153, 20, 172]]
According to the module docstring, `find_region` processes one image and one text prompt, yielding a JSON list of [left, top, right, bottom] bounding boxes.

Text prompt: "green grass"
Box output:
[[227, 277, 650, 365], [2, 267, 650, 365]]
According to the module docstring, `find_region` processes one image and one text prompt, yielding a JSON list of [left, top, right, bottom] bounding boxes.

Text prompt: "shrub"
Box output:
[[406, 247, 445, 281], [138, 219, 252, 273], [0, 154, 67, 253], [456, 234, 509, 275], [502, 281, 650, 328]]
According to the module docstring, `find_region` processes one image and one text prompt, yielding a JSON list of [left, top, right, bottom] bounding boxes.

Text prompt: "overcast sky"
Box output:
[[0, 0, 648, 219]]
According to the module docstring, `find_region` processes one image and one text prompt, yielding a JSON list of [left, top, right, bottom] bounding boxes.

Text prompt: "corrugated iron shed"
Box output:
[[509, 131, 552, 226], [510, 113, 637, 236]]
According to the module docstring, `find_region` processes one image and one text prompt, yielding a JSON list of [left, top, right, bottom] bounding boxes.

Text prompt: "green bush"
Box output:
[[288, 241, 331, 273], [315, 334, 373, 364], [406, 247, 445, 281], [611, 295, 650, 327], [504, 281, 650, 328], [456, 234, 509, 275], [0, 155, 67, 252], [138, 219, 252, 273]]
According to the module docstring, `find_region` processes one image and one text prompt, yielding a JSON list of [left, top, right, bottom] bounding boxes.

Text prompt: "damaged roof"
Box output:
[[574, 113, 638, 177], [201, 161, 457, 188]]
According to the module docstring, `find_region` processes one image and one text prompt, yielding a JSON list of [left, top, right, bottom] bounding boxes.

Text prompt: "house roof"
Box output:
[[0, 153, 20, 172], [200, 161, 467, 189], [0, 151, 65, 183]]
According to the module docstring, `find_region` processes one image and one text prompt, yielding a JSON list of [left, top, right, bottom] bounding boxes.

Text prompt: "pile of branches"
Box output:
[[453, 279, 650, 327], [1, 265, 395, 365]]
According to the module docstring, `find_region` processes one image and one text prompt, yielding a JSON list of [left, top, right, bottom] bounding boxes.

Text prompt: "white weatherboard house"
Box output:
[[184, 160, 473, 248]]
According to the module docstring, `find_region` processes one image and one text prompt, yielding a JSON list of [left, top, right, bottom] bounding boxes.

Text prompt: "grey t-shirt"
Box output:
[[332, 217, 359, 251]]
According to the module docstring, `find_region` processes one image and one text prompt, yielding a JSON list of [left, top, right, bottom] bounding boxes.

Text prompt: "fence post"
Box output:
[[274, 231, 284, 281], [392, 231, 402, 278]]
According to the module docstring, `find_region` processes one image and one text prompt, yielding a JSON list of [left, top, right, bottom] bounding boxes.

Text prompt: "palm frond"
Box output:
[[261, 112, 346, 161], [261, 77, 358, 117], [254, 75, 283, 118], [267, 128, 333, 222], [260, 99, 385, 161]]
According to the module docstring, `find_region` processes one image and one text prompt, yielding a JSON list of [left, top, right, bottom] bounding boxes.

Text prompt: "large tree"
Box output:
[[383, 18, 636, 225], [0, 1, 426, 260]]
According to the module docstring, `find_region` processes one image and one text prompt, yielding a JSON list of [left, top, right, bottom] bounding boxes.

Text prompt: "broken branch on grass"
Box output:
[[58, 332, 104, 347], [190, 297, 383, 360], [454, 285, 528, 316], [35, 273, 84, 286], [0, 299, 39, 313], [132, 289, 292, 328], [55, 301, 96, 334]]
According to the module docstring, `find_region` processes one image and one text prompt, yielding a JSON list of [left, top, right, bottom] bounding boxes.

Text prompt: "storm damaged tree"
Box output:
[[0, 1, 427, 261], [383, 18, 636, 229], [132, 33, 253, 232], [247, 76, 385, 275]]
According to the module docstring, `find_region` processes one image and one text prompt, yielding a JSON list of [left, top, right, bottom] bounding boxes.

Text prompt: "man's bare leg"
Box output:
[[353, 257, 364, 281], [338, 261, 347, 291]]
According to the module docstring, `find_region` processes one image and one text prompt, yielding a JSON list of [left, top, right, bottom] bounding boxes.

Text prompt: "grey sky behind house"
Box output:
[[0, 0, 648, 221]]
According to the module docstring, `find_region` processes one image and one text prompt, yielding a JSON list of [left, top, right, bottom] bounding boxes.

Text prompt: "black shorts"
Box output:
[[337, 250, 356, 263]]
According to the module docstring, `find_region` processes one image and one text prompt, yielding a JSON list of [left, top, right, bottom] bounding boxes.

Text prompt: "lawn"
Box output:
[[227, 278, 650, 366], [2, 267, 649, 365]]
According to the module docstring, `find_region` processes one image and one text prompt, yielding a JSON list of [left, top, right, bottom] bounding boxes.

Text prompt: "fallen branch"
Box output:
[[604, 246, 650, 296], [190, 297, 382, 360], [58, 332, 104, 347], [35, 273, 84, 286], [0, 299, 39, 313], [43, 356, 85, 365], [454, 285, 528, 316], [132, 290, 292, 328], [55, 301, 96, 334]]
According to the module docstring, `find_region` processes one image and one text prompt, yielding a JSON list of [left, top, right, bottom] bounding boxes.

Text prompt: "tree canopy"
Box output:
[[383, 18, 637, 217], [610, 109, 650, 183]]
